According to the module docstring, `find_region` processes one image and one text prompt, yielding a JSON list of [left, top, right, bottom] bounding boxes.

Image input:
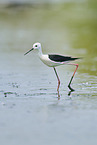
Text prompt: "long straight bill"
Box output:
[[24, 48, 34, 55]]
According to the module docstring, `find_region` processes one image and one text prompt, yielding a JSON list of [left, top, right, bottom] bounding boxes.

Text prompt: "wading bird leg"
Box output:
[[68, 63, 79, 91], [53, 67, 60, 92]]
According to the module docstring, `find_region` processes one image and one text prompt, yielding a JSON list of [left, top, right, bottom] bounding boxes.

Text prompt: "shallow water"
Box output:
[[0, 1, 97, 145]]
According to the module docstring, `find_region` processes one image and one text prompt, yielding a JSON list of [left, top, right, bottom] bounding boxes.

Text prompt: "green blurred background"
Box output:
[[0, 0, 97, 75]]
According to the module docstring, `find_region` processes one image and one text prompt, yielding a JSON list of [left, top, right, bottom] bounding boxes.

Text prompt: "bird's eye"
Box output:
[[35, 45, 37, 47]]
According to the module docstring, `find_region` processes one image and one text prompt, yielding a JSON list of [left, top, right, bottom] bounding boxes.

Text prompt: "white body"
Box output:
[[39, 54, 67, 67]]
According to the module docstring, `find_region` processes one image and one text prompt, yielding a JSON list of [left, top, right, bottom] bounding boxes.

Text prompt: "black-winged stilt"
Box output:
[[24, 42, 79, 92]]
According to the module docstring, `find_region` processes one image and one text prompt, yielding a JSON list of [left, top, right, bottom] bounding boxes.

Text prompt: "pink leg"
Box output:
[[68, 63, 79, 91], [53, 67, 60, 91]]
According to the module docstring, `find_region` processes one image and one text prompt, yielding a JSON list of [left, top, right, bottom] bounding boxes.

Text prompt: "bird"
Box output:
[[24, 42, 79, 92]]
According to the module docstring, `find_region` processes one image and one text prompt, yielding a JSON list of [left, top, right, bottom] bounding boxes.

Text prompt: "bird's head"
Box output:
[[33, 42, 41, 50], [24, 42, 42, 55]]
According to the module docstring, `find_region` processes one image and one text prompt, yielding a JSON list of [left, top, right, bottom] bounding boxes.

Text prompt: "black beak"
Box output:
[[24, 48, 34, 55]]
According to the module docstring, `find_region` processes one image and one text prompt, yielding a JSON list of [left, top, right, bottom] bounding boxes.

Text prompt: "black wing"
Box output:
[[48, 54, 79, 62]]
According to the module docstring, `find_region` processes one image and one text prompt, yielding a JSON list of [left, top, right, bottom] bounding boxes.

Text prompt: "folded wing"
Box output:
[[48, 54, 79, 62]]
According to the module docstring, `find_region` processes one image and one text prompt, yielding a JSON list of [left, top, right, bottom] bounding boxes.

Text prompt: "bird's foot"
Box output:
[[68, 85, 75, 96], [68, 85, 75, 92]]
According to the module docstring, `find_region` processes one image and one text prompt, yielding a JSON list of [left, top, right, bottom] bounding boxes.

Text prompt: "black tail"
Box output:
[[71, 57, 81, 61]]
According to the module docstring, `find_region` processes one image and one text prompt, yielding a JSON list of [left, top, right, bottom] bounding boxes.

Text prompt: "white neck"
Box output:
[[38, 47, 43, 57]]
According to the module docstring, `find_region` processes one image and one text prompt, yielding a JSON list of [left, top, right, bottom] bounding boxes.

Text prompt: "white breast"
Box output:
[[39, 54, 61, 67]]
